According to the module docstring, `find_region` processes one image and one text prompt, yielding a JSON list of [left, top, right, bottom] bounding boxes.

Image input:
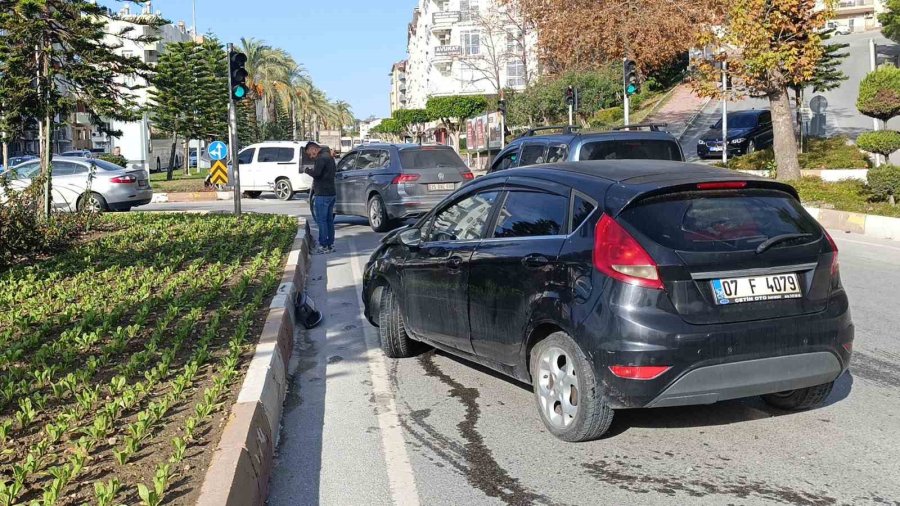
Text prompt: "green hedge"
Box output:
[[855, 130, 900, 156], [789, 176, 900, 218], [98, 153, 128, 168], [868, 164, 900, 200], [723, 136, 870, 171]]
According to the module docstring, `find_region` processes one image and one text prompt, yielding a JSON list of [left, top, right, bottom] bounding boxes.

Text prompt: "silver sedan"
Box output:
[[1, 157, 153, 212]]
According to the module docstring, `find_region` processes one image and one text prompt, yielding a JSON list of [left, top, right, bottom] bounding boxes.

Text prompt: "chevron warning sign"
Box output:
[[209, 160, 229, 186]]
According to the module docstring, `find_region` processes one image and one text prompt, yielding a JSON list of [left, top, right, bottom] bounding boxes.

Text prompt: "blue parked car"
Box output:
[[0, 155, 38, 174]]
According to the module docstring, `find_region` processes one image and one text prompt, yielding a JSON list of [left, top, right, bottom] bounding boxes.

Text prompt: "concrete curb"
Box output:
[[736, 169, 869, 183], [806, 206, 900, 241], [151, 191, 233, 203], [195, 219, 312, 506], [676, 97, 713, 141]]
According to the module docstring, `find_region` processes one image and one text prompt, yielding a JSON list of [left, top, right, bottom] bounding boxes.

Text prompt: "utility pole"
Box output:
[[721, 59, 728, 166], [870, 38, 882, 167], [227, 43, 243, 216], [566, 86, 575, 126]]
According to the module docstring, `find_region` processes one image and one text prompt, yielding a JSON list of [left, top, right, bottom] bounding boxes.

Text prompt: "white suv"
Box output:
[[234, 141, 314, 200]]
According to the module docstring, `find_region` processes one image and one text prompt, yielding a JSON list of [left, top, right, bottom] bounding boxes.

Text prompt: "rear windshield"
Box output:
[[400, 148, 467, 170], [580, 140, 682, 162], [92, 159, 128, 171], [619, 190, 821, 252]]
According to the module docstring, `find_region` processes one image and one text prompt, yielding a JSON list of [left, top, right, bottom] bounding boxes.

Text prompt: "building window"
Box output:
[[121, 50, 134, 58], [507, 31, 523, 55], [461, 30, 480, 56], [460, 0, 478, 21], [507, 60, 525, 87]]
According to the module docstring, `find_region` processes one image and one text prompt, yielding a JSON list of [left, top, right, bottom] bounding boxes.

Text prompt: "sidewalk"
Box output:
[[646, 84, 711, 139]]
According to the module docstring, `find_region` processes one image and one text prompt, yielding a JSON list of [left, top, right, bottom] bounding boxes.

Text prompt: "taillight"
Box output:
[[392, 174, 420, 184], [110, 175, 136, 184], [461, 171, 475, 180], [824, 229, 840, 277], [609, 365, 671, 380], [593, 214, 663, 290], [697, 181, 747, 190]]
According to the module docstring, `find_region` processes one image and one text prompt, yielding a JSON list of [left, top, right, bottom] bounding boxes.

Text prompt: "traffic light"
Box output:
[[624, 59, 640, 96], [229, 51, 249, 101], [565, 86, 575, 106]]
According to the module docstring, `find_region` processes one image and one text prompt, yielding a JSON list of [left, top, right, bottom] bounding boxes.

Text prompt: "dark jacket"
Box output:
[[305, 147, 336, 197]]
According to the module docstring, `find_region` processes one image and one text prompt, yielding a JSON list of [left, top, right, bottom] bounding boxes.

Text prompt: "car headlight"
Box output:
[[730, 138, 746, 145], [698, 139, 707, 145]]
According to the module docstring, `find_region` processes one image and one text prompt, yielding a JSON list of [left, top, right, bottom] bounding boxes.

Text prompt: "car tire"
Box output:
[[746, 140, 756, 154], [368, 195, 391, 233], [156, 158, 161, 173], [77, 192, 108, 213], [531, 332, 614, 442], [244, 191, 262, 199], [377, 284, 421, 358], [274, 179, 293, 201], [761, 381, 835, 411]]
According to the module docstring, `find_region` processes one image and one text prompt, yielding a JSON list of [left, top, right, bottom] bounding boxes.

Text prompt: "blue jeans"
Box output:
[[313, 195, 336, 248]]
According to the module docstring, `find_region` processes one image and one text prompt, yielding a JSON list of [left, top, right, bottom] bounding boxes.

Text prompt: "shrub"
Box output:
[[726, 136, 869, 170], [867, 164, 900, 201], [98, 153, 128, 168], [589, 107, 624, 128], [857, 66, 900, 122], [855, 130, 900, 157]]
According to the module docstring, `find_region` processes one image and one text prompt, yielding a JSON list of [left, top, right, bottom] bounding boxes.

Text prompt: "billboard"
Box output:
[[466, 112, 502, 152]]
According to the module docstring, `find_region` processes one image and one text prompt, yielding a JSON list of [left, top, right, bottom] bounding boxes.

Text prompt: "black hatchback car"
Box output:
[[487, 126, 684, 174], [362, 160, 853, 442], [698, 109, 774, 158]]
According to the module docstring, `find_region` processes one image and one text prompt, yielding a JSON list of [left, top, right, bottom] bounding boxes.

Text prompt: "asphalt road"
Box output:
[[141, 199, 900, 505], [680, 30, 899, 163]]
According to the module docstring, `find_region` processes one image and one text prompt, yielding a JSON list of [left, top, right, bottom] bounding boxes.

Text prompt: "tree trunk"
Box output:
[[2, 142, 7, 174], [183, 140, 190, 176], [770, 87, 801, 182], [166, 132, 178, 181]]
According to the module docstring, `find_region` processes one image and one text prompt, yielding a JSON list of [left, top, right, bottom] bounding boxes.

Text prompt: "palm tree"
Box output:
[[239, 38, 297, 126], [335, 100, 354, 132]]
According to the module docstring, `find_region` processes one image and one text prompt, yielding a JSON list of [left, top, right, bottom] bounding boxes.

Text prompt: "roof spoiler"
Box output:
[[518, 125, 582, 138], [612, 123, 668, 132]]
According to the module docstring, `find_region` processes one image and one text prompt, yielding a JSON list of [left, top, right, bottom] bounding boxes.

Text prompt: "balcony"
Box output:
[[431, 11, 460, 33], [835, 0, 874, 15]]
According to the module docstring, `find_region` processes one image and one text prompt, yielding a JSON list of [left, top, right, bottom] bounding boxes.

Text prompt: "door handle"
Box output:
[[446, 255, 463, 270], [522, 255, 550, 268]]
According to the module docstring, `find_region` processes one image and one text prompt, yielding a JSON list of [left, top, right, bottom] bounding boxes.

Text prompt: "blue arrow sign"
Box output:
[[208, 141, 228, 161]]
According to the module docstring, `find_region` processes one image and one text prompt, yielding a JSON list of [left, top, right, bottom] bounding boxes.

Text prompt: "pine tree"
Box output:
[[0, 0, 162, 216], [148, 38, 228, 180]]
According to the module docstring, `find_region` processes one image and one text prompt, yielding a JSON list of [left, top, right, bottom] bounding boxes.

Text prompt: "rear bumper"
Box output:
[[107, 189, 153, 210], [108, 196, 152, 211], [645, 352, 842, 408], [385, 196, 448, 219], [579, 289, 853, 409]]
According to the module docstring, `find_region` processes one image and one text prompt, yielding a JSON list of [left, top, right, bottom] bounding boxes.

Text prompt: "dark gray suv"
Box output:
[[488, 125, 685, 174], [335, 144, 474, 232]]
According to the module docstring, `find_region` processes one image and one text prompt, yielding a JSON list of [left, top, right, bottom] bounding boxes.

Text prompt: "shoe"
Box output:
[[313, 246, 329, 255], [326, 246, 335, 254]]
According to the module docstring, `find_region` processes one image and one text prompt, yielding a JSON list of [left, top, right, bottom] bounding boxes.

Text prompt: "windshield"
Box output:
[[619, 189, 821, 252], [399, 148, 467, 169], [712, 114, 759, 130], [579, 140, 682, 161]]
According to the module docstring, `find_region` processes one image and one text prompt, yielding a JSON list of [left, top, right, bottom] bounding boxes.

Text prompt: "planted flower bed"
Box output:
[[0, 213, 297, 505]]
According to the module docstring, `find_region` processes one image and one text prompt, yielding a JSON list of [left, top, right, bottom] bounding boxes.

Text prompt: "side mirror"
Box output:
[[399, 228, 422, 249]]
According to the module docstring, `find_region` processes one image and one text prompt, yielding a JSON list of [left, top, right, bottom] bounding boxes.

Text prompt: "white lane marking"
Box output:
[[348, 242, 421, 506], [835, 236, 900, 252]]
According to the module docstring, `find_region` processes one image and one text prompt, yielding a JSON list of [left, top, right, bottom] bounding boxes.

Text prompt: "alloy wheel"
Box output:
[[536, 346, 579, 428], [275, 180, 292, 200], [370, 198, 384, 229]]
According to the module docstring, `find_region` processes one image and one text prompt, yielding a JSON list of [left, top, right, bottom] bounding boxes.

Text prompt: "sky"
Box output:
[[103, 0, 413, 120]]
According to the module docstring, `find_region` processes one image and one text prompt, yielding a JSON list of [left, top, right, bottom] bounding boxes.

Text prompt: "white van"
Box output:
[[234, 141, 314, 200]]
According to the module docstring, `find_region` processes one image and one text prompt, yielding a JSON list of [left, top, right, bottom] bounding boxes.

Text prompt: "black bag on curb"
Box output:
[[296, 293, 322, 329]]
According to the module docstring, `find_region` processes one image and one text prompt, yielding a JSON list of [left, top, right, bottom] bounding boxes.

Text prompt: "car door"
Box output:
[[334, 151, 360, 214], [401, 188, 503, 353], [758, 111, 774, 147], [468, 178, 572, 365], [489, 146, 521, 174], [346, 149, 388, 214], [49, 161, 83, 211], [236, 147, 256, 189], [254, 146, 295, 190], [518, 142, 549, 167]]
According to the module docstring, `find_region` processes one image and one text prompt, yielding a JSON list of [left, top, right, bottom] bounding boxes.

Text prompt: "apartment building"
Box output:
[[390, 60, 409, 114], [402, 0, 539, 109], [824, 0, 887, 32]]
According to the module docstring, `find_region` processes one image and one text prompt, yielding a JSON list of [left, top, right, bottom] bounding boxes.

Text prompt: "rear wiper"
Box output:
[[755, 233, 813, 254]]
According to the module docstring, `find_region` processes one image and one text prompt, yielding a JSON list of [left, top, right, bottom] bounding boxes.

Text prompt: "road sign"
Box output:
[[209, 160, 229, 186], [208, 141, 228, 161], [810, 95, 828, 114]]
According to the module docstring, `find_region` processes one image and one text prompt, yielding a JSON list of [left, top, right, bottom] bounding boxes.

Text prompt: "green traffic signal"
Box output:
[[626, 83, 638, 96], [233, 85, 247, 100]]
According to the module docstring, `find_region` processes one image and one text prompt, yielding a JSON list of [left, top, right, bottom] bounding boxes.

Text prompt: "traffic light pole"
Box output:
[[227, 43, 242, 216], [623, 58, 630, 126], [721, 59, 728, 167]]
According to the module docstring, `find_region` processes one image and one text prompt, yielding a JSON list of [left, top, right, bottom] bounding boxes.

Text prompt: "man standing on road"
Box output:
[[304, 141, 336, 254]]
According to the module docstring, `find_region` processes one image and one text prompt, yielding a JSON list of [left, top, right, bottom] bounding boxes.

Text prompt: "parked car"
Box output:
[[362, 160, 852, 442], [0, 155, 37, 173], [59, 149, 95, 158], [1, 157, 152, 212], [698, 110, 774, 158], [334, 143, 474, 232], [232, 141, 313, 200], [487, 125, 684, 174]]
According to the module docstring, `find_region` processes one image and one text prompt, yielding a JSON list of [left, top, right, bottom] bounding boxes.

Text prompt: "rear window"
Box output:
[[92, 159, 129, 171], [580, 140, 682, 161], [493, 191, 568, 238], [258, 147, 295, 163], [399, 148, 466, 170], [619, 190, 821, 252]]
